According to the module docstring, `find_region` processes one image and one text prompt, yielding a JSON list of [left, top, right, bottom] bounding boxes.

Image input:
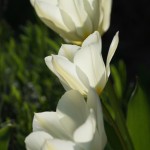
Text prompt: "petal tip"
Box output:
[[44, 56, 52, 62]]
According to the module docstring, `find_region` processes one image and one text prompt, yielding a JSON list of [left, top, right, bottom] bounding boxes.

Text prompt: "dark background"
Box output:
[[0, 0, 150, 91]]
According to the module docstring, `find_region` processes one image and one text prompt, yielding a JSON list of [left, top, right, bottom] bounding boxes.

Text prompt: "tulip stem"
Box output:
[[104, 81, 134, 150], [102, 102, 127, 150]]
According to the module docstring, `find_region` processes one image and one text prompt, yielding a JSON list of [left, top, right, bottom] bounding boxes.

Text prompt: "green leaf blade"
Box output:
[[127, 82, 150, 150], [0, 125, 12, 150]]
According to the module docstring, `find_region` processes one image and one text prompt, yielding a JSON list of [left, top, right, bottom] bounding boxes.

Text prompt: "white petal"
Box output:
[[57, 90, 89, 135], [59, 0, 93, 38], [82, 0, 100, 31], [74, 43, 105, 88], [72, 0, 93, 37], [42, 139, 76, 150], [106, 32, 119, 77], [87, 89, 103, 130], [95, 71, 107, 94], [52, 55, 87, 94], [32, 1, 85, 42], [58, 44, 80, 61], [59, 0, 86, 27], [59, 80, 72, 91], [73, 109, 96, 143], [32, 0, 58, 6], [33, 112, 70, 139], [45, 56, 71, 91], [101, 0, 112, 32], [32, 0, 67, 30], [59, 8, 77, 33], [41, 17, 82, 43], [87, 88, 107, 148], [30, 0, 35, 6], [91, 128, 107, 150], [82, 31, 102, 52], [45, 56, 58, 76], [25, 131, 53, 150], [76, 66, 90, 89]]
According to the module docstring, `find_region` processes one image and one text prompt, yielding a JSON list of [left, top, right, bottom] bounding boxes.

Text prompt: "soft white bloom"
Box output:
[[25, 89, 107, 150], [30, 0, 112, 44], [45, 31, 119, 95]]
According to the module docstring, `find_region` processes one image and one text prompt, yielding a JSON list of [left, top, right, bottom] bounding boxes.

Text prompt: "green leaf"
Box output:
[[127, 82, 150, 150], [103, 81, 134, 150], [111, 60, 127, 100], [111, 65, 122, 99], [105, 121, 123, 150], [0, 125, 12, 150]]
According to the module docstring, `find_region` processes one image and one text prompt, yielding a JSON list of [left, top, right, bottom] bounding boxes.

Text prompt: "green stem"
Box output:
[[105, 81, 134, 150], [102, 102, 127, 150]]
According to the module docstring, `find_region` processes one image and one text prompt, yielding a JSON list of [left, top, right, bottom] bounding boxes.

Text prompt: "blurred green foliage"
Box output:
[[0, 21, 64, 150], [0, 124, 13, 150]]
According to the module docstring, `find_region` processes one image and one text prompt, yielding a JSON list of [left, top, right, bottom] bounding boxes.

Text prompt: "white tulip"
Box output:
[[30, 0, 112, 44], [25, 89, 107, 150], [45, 31, 119, 95]]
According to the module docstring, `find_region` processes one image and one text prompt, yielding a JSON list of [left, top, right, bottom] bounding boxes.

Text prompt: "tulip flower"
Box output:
[[45, 31, 119, 95], [25, 89, 107, 150], [30, 0, 112, 44]]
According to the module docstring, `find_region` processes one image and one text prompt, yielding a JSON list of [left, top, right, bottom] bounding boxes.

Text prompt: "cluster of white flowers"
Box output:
[[25, 0, 119, 150]]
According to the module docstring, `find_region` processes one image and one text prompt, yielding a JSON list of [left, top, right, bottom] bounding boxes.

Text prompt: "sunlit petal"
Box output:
[[57, 90, 89, 134], [25, 131, 53, 150], [31, 0, 112, 43], [73, 109, 96, 143], [101, 0, 112, 32], [74, 44, 105, 88], [52, 55, 87, 94], [87, 88, 107, 147], [58, 44, 80, 61], [45, 56, 70, 90], [82, 31, 102, 52], [33, 112, 70, 139], [106, 32, 119, 77], [42, 139, 76, 150]]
